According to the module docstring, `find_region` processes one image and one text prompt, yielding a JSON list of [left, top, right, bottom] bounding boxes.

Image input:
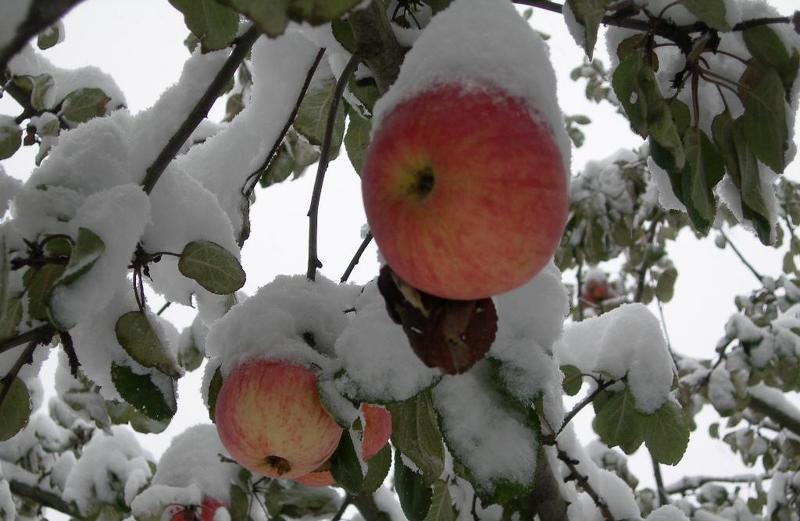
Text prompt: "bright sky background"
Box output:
[[1, 0, 799, 516]]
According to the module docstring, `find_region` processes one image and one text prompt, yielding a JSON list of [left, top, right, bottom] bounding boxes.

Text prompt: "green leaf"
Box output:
[[743, 26, 799, 97], [24, 264, 66, 322], [739, 64, 788, 173], [712, 112, 772, 244], [0, 298, 23, 344], [0, 376, 31, 441], [561, 365, 583, 396], [56, 227, 105, 287], [386, 389, 445, 484], [295, 76, 346, 159], [229, 484, 249, 521], [111, 363, 176, 423], [217, 0, 362, 38], [13, 74, 54, 111], [344, 108, 371, 175], [178, 240, 245, 295], [330, 432, 364, 494], [612, 47, 684, 170], [115, 311, 181, 377], [641, 400, 690, 465], [680, 0, 730, 30], [260, 130, 319, 188], [395, 450, 433, 521], [424, 480, 456, 521], [655, 268, 677, 302], [566, 0, 613, 59], [683, 127, 724, 232], [363, 443, 392, 493], [592, 388, 644, 454], [0, 119, 22, 160], [168, 0, 239, 52], [207, 364, 223, 421], [59, 88, 111, 125], [37, 23, 62, 50], [347, 77, 380, 115]]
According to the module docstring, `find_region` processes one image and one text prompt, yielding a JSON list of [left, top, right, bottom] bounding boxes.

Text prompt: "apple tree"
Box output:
[[1, 0, 800, 520]]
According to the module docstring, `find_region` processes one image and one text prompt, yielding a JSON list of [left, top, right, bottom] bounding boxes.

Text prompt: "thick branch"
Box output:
[[306, 53, 360, 281], [340, 232, 373, 283], [141, 25, 261, 195], [0, 0, 85, 75], [351, 492, 392, 521], [9, 480, 82, 519], [528, 452, 569, 521], [747, 391, 800, 438], [347, 0, 404, 94]]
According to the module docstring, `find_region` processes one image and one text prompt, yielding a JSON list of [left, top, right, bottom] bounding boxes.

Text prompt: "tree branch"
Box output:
[[351, 492, 392, 521], [0, 0, 85, 75], [556, 448, 615, 521], [9, 480, 83, 519], [633, 216, 661, 303], [306, 53, 360, 281], [0, 325, 55, 356], [331, 495, 352, 521], [747, 391, 800, 438], [141, 25, 261, 195], [340, 232, 373, 283], [0, 339, 40, 409], [665, 473, 767, 495], [557, 378, 617, 436], [241, 47, 326, 200], [347, 0, 404, 94], [528, 452, 569, 521], [719, 229, 762, 283]]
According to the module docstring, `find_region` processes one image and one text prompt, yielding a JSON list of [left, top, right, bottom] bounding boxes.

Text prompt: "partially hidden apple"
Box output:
[[165, 496, 224, 521], [294, 403, 392, 487], [215, 359, 343, 479], [362, 84, 568, 300]]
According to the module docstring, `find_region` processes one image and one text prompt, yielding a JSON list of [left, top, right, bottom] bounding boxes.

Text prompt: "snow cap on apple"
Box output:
[[363, 0, 571, 300], [203, 276, 358, 479]]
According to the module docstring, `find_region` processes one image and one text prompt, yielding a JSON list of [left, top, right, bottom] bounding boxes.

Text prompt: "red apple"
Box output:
[[362, 84, 568, 300], [166, 496, 224, 521], [215, 359, 343, 479], [294, 403, 392, 487]]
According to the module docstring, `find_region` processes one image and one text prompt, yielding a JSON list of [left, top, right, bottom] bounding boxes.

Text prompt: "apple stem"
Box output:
[[265, 455, 292, 476], [306, 53, 361, 281]]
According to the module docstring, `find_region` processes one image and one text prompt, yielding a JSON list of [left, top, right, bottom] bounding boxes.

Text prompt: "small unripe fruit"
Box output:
[[215, 359, 343, 479]]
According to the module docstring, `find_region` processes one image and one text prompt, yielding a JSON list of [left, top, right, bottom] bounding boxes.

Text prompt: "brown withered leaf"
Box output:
[[377, 266, 497, 374]]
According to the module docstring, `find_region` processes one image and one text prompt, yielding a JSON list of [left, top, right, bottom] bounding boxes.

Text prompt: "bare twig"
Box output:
[[556, 448, 615, 521], [241, 48, 326, 199], [306, 53, 360, 281], [719, 229, 763, 283], [0, 0, 85, 75], [141, 25, 261, 195], [340, 232, 373, 283], [332, 495, 353, 521]]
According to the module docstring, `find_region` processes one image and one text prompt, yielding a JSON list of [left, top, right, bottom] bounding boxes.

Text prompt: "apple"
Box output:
[[215, 359, 343, 479], [165, 496, 224, 521], [294, 403, 392, 487], [362, 84, 567, 300]]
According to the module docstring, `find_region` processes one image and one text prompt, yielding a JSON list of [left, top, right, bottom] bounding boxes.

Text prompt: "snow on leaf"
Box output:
[[0, 376, 31, 441], [115, 311, 182, 378], [178, 240, 245, 295], [566, 0, 612, 59], [54, 227, 104, 288], [386, 389, 445, 484]]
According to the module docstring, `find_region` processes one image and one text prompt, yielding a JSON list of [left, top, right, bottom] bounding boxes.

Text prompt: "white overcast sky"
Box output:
[[1, 0, 799, 514]]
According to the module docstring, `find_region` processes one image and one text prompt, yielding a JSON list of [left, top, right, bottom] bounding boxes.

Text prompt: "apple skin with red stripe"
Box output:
[[214, 359, 343, 480], [362, 84, 568, 300]]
